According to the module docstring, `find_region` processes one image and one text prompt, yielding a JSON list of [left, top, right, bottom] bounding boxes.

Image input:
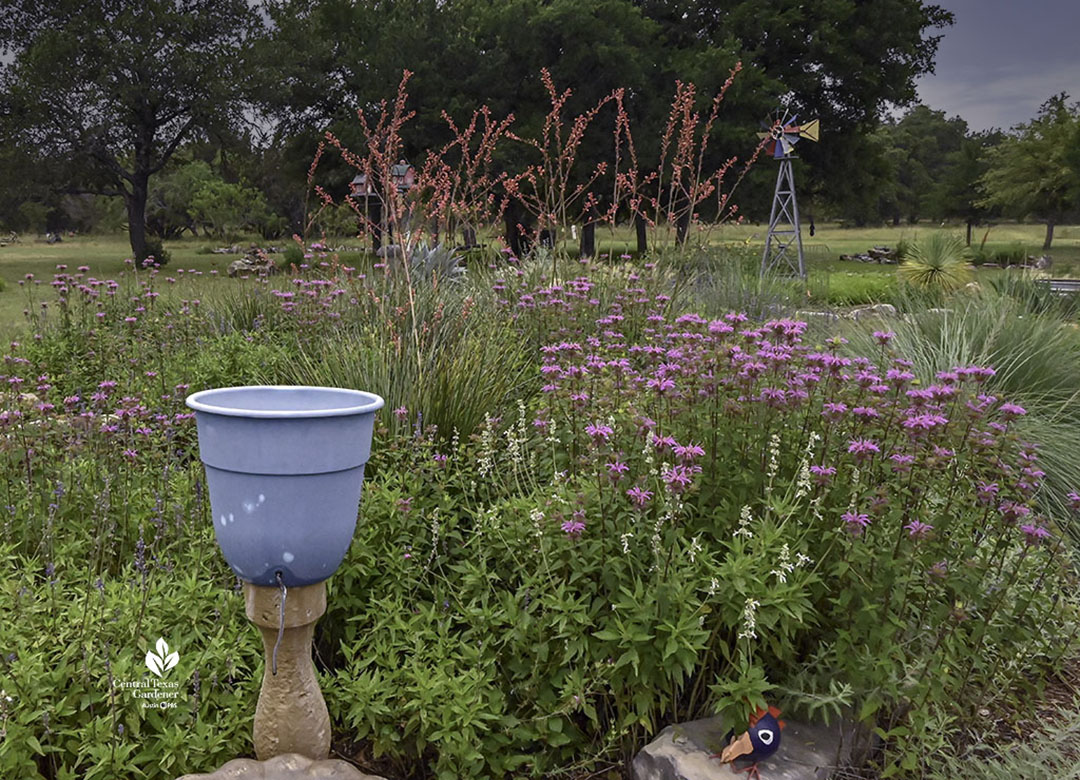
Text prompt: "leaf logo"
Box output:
[[145, 637, 179, 678]]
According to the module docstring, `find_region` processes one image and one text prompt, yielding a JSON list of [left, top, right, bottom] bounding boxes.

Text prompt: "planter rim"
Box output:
[[185, 385, 384, 419]]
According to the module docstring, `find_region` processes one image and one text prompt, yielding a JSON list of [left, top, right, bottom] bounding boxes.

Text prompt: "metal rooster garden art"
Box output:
[[714, 706, 786, 779]]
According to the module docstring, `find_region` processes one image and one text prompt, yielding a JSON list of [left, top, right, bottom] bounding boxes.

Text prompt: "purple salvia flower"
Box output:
[[886, 369, 915, 388]]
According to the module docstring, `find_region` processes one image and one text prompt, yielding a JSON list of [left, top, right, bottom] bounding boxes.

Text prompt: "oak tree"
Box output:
[[0, 0, 262, 261]]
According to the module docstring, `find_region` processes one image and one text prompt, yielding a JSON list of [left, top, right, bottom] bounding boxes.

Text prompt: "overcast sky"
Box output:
[[916, 0, 1080, 131]]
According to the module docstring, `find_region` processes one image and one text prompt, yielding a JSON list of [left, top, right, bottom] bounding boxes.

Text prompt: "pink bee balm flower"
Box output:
[[673, 442, 705, 462], [1020, 524, 1051, 545], [976, 482, 999, 504], [999, 501, 1031, 524], [822, 402, 848, 419], [842, 511, 870, 537], [847, 439, 880, 462], [606, 460, 629, 481], [561, 511, 586, 538], [585, 423, 614, 441], [904, 520, 933, 540], [999, 403, 1027, 419]]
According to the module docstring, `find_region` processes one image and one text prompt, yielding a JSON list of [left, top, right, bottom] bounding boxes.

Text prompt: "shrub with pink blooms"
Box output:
[[320, 262, 1079, 776]]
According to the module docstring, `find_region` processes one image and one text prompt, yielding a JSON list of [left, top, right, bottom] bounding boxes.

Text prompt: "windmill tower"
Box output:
[[758, 110, 819, 278]]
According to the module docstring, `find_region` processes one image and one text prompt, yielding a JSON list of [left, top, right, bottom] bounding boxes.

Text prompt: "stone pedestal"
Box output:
[[244, 581, 330, 761]]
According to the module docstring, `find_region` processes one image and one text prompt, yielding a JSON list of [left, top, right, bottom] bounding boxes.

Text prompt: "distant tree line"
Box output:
[[845, 95, 1080, 250], [1, 1, 1073, 256]]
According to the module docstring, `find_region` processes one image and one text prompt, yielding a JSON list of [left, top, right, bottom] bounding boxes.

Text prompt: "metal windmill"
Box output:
[[758, 109, 820, 278]]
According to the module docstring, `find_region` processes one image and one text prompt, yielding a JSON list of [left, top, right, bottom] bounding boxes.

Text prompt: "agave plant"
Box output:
[[406, 241, 466, 285], [897, 232, 972, 294]]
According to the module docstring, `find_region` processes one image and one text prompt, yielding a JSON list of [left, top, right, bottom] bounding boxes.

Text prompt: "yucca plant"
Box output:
[[898, 232, 973, 294]]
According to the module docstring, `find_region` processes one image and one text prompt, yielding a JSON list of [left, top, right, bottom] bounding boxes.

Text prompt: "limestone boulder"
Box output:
[[849, 303, 897, 321], [176, 754, 385, 780], [228, 248, 279, 278], [794, 310, 840, 323], [631, 716, 857, 780]]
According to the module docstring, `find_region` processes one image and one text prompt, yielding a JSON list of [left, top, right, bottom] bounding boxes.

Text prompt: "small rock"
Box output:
[[849, 303, 897, 321], [1034, 255, 1053, 270], [632, 716, 858, 780], [375, 244, 404, 260], [795, 310, 840, 322], [175, 754, 385, 779]]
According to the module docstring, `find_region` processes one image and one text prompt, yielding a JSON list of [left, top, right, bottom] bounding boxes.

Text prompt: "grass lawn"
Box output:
[[2, 222, 1078, 335]]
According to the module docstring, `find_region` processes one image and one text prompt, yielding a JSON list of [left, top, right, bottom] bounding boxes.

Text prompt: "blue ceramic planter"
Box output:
[[186, 386, 384, 586]]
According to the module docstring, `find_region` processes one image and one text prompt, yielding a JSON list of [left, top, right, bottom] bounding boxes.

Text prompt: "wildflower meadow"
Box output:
[[1, 234, 1078, 778]]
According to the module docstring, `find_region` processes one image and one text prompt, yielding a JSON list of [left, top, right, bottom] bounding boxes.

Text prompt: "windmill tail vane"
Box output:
[[759, 107, 820, 279]]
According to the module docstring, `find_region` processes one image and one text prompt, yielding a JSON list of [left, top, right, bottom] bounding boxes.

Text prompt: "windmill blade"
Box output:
[[778, 135, 796, 156], [796, 119, 820, 142]]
